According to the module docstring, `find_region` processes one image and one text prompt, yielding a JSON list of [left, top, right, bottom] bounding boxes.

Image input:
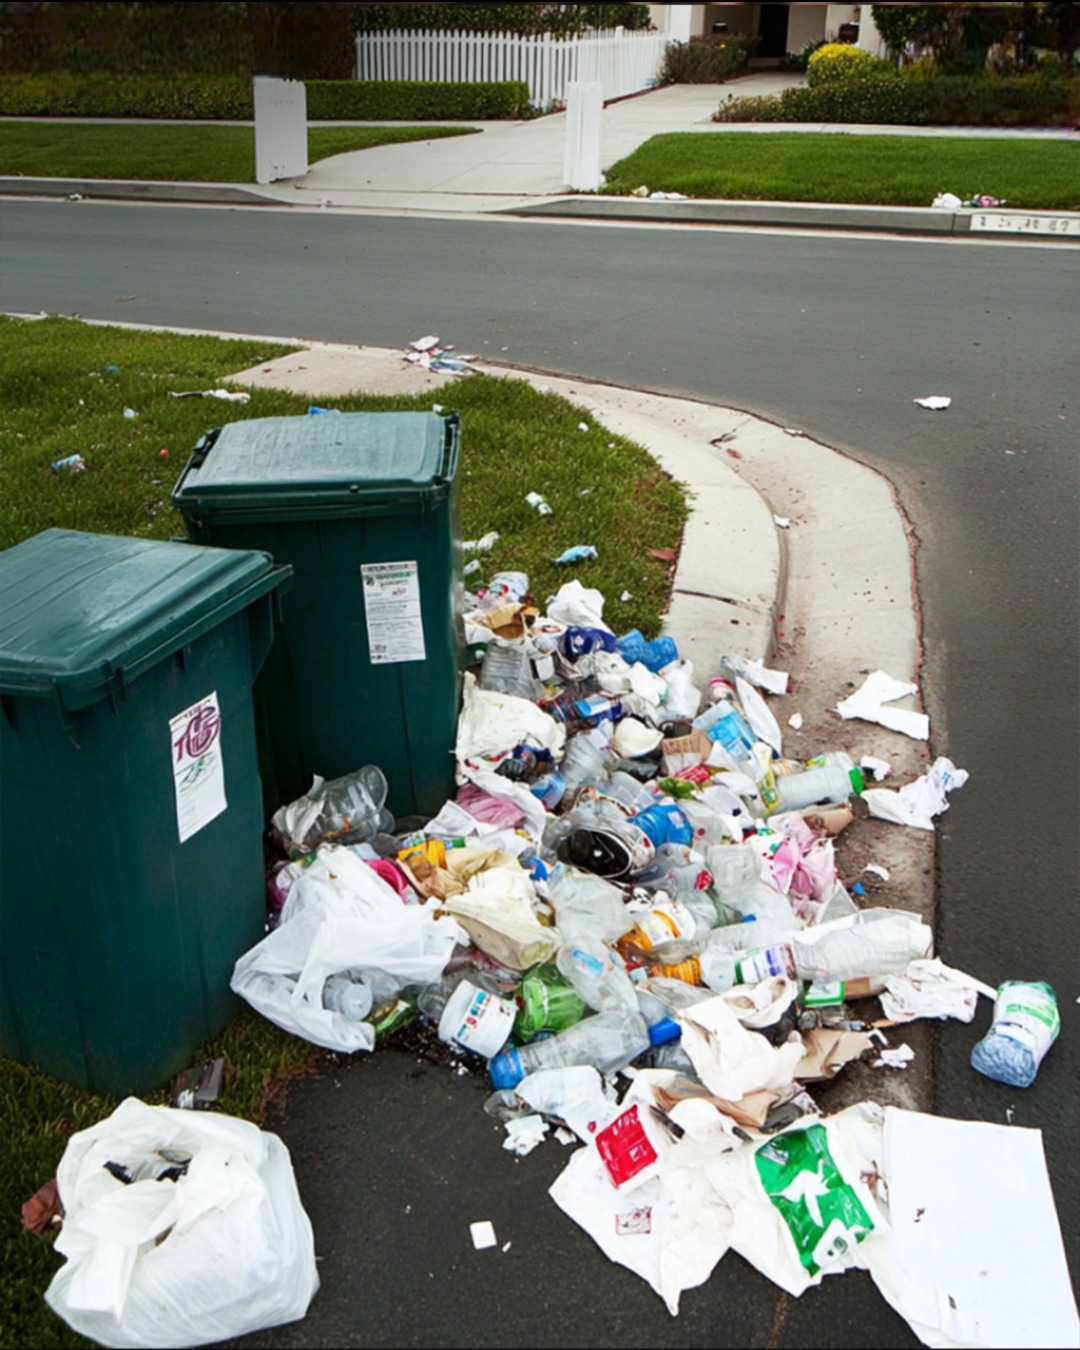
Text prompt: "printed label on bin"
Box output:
[[170, 692, 227, 843], [361, 561, 426, 664]]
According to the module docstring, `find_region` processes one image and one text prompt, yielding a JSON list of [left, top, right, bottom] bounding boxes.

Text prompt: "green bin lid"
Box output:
[[172, 411, 459, 520], [0, 529, 290, 709]]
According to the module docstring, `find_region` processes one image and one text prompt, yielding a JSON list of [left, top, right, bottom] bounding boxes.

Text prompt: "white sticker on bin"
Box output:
[[361, 560, 427, 665], [170, 691, 227, 843]]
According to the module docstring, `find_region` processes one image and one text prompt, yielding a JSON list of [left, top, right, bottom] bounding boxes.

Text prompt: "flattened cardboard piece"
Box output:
[[795, 1029, 875, 1082]]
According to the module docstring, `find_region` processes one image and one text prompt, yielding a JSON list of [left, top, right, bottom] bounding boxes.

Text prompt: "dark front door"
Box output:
[[756, 3, 790, 59]]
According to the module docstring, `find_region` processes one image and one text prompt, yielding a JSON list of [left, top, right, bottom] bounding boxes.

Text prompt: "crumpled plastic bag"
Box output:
[[442, 867, 560, 970], [455, 673, 565, 774], [44, 1098, 319, 1349], [545, 579, 610, 629], [835, 670, 929, 740], [231, 847, 463, 1051], [861, 757, 968, 830], [270, 765, 393, 858], [879, 956, 990, 1023]]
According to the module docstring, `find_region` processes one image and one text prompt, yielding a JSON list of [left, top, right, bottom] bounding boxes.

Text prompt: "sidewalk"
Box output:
[[4, 74, 1078, 237]]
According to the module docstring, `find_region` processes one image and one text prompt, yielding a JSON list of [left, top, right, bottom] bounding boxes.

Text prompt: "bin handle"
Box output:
[[436, 412, 460, 486], [189, 426, 222, 471]]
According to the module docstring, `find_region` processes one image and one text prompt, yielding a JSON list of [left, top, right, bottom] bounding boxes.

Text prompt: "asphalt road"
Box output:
[[1, 200, 1077, 1347]]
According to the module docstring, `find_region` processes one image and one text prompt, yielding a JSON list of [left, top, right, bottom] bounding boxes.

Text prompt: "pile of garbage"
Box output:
[[227, 570, 1067, 1342], [38, 570, 1074, 1348]]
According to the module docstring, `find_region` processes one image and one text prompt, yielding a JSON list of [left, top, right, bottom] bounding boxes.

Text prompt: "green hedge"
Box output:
[[350, 4, 652, 35], [306, 80, 530, 120], [0, 74, 531, 121], [0, 74, 253, 120], [661, 34, 759, 84], [714, 74, 1080, 126]]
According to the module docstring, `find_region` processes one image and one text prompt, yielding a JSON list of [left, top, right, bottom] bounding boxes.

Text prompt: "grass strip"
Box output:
[[601, 131, 1080, 209], [0, 122, 479, 183]]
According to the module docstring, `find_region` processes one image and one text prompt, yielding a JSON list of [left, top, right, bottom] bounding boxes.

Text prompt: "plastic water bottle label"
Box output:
[[735, 945, 797, 985], [569, 948, 609, 979], [623, 902, 695, 951], [988, 982, 1060, 1058]]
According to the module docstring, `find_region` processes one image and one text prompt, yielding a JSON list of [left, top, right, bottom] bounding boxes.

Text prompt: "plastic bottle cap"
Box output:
[[647, 1016, 681, 1046], [488, 1047, 525, 1091]]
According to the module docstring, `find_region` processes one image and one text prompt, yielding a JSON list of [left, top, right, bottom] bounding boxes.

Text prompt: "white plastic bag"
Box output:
[[45, 1097, 319, 1349], [231, 846, 462, 1052]]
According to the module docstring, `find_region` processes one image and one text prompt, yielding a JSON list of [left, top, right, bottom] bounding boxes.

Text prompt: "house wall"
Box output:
[[706, 4, 756, 38], [824, 5, 862, 42], [856, 5, 889, 58]]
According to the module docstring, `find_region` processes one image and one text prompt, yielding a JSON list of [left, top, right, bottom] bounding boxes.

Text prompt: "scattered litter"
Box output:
[[169, 389, 251, 403], [66, 193, 84, 202], [726, 447, 742, 459], [861, 756, 967, 830], [630, 185, 650, 197], [22, 1177, 63, 1237], [463, 559, 482, 576], [525, 492, 553, 516], [463, 531, 500, 553], [863, 863, 890, 881], [470, 1220, 498, 1250], [859, 755, 893, 781], [308, 405, 340, 415], [772, 515, 790, 528], [619, 590, 632, 602], [783, 428, 803, 436], [913, 396, 951, 411], [881, 958, 992, 1024], [51, 454, 85, 473], [577, 422, 589, 432], [971, 981, 1060, 1088], [963, 193, 1007, 208], [870, 1044, 915, 1069], [646, 547, 676, 563], [403, 335, 479, 376], [159, 448, 170, 459], [122, 407, 138, 419], [554, 546, 598, 564], [788, 713, 803, 730], [503, 1114, 549, 1155], [931, 191, 963, 209], [836, 670, 928, 740], [170, 1056, 225, 1109], [649, 191, 687, 200], [718, 652, 789, 696]]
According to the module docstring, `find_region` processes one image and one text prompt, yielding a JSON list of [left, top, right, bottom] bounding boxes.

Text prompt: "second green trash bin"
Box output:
[[172, 411, 465, 821]]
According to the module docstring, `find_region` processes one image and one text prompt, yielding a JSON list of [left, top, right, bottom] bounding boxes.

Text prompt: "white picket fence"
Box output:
[[355, 27, 672, 109]]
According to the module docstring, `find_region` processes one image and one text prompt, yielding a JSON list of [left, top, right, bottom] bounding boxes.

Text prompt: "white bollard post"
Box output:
[[253, 76, 308, 185], [563, 79, 602, 192]]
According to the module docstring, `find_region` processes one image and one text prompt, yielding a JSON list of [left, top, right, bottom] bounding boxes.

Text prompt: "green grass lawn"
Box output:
[[0, 311, 687, 1349], [0, 121, 479, 182], [601, 131, 1080, 209]]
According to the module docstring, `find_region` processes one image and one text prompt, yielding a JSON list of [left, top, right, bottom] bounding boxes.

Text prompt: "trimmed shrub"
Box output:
[[0, 75, 531, 121], [714, 73, 1080, 126], [807, 43, 894, 86], [661, 34, 760, 84], [0, 74, 254, 120], [350, 5, 652, 36], [306, 80, 530, 120]]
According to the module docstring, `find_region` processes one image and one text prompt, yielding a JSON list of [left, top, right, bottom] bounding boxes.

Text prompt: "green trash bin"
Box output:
[[171, 411, 465, 821], [0, 529, 291, 1097]]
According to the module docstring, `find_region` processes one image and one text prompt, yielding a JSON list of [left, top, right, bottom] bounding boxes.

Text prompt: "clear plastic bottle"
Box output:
[[615, 893, 718, 966], [772, 764, 865, 813], [698, 942, 797, 993], [322, 973, 374, 1021], [559, 733, 610, 795], [487, 1009, 651, 1090], [693, 700, 756, 763], [478, 639, 543, 699], [789, 909, 932, 985]]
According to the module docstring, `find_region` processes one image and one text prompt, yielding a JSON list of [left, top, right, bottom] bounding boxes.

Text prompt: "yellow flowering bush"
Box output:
[[807, 43, 894, 86]]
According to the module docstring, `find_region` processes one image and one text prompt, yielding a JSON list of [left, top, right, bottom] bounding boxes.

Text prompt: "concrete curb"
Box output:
[[4, 175, 1078, 240]]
